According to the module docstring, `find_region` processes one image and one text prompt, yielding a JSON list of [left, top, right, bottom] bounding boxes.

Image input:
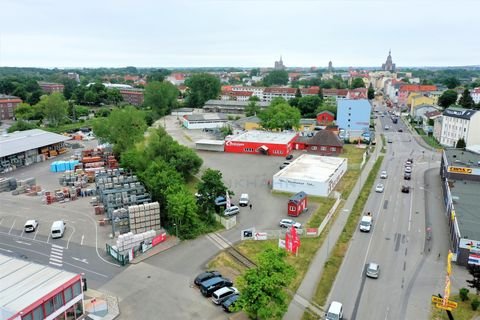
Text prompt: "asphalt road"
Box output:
[[327, 102, 446, 320]]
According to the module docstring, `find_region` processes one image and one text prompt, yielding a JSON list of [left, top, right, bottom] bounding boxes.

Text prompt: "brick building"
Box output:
[[38, 82, 65, 94], [0, 94, 23, 120], [119, 89, 144, 106]]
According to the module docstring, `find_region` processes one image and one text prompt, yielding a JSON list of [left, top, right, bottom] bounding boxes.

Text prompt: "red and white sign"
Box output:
[[285, 227, 301, 255], [254, 232, 268, 240], [306, 228, 318, 236], [152, 233, 167, 246]]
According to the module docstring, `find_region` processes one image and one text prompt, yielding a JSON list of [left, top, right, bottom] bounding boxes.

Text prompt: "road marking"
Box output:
[[0, 248, 13, 253], [66, 224, 75, 249], [15, 240, 31, 246], [33, 228, 39, 240], [52, 244, 64, 249], [408, 183, 414, 232], [49, 261, 63, 267], [49, 245, 64, 267], [0, 218, 3, 225], [81, 234, 85, 246], [72, 256, 89, 264], [8, 219, 16, 234]]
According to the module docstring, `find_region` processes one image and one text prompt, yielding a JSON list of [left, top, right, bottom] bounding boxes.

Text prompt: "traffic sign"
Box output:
[[435, 304, 453, 311], [431, 296, 458, 309]]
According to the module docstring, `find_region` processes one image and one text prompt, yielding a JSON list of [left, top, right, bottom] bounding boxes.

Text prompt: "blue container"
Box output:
[[50, 161, 57, 172]]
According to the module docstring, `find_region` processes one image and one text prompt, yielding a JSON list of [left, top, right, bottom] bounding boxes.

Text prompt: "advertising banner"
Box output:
[[152, 233, 167, 247]]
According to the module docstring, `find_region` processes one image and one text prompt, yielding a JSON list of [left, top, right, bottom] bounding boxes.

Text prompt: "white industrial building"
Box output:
[[272, 154, 347, 196], [182, 113, 229, 129], [195, 139, 225, 152]]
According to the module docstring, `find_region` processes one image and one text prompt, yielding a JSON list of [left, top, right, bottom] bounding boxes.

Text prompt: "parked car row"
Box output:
[[22, 219, 66, 239], [194, 271, 240, 313]]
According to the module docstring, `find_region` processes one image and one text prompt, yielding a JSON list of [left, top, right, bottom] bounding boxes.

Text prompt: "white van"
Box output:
[[326, 301, 343, 320], [211, 286, 239, 305], [51, 220, 66, 239], [239, 194, 249, 207], [359, 216, 372, 232]]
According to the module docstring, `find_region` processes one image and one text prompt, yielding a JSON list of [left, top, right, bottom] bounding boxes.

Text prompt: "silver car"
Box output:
[[224, 206, 240, 216], [279, 219, 302, 229], [375, 183, 384, 193], [366, 262, 380, 278]]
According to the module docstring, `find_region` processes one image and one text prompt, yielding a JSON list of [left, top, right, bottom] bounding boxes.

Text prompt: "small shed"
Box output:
[[287, 191, 307, 217]]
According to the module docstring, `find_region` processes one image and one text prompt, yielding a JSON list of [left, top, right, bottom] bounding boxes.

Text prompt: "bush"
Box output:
[[460, 288, 470, 301], [471, 298, 480, 311]]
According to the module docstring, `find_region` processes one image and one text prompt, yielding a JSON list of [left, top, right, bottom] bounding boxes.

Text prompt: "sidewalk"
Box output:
[[83, 288, 120, 320], [283, 132, 384, 319], [129, 236, 181, 264]]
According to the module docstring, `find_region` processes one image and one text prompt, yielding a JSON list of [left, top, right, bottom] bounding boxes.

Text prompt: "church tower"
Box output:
[[381, 50, 396, 72]]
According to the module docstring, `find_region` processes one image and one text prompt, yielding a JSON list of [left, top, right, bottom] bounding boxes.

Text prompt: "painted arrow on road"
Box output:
[[71, 257, 89, 264]]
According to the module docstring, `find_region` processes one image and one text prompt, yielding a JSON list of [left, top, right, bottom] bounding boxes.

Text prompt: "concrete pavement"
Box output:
[[283, 130, 384, 319]]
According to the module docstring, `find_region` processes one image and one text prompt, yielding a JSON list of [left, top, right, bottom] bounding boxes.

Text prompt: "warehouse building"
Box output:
[[182, 113, 229, 129], [0, 129, 71, 173], [195, 139, 225, 152], [203, 99, 269, 114], [0, 254, 85, 320], [440, 148, 480, 266], [224, 130, 297, 156], [273, 154, 347, 196]]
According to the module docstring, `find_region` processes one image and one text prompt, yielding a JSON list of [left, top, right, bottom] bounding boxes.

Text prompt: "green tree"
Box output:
[[26, 90, 43, 105], [297, 95, 322, 118], [263, 70, 289, 86], [368, 83, 375, 100], [93, 106, 147, 155], [438, 90, 458, 108], [196, 169, 230, 217], [62, 78, 78, 100], [144, 81, 178, 117], [249, 95, 260, 102], [106, 89, 123, 105], [458, 89, 475, 109], [295, 87, 302, 98], [318, 88, 324, 100], [250, 68, 260, 77], [466, 264, 480, 295], [7, 120, 38, 133], [351, 77, 365, 89], [236, 247, 296, 319], [443, 77, 460, 89], [185, 73, 221, 108], [36, 93, 68, 127], [14, 103, 40, 120], [259, 101, 301, 130], [166, 187, 202, 239], [146, 69, 171, 82], [456, 138, 466, 149], [245, 101, 260, 117], [84, 90, 97, 105]]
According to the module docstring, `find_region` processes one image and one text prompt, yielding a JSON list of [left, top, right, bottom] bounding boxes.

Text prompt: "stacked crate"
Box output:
[[114, 230, 156, 255], [128, 202, 161, 234]]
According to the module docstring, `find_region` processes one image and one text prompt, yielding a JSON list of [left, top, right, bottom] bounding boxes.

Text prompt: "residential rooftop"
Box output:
[[228, 130, 297, 144], [274, 154, 347, 183]]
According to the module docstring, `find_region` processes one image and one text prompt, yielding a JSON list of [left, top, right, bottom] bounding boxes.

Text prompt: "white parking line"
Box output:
[[81, 235, 84, 246], [33, 228, 39, 240], [0, 218, 3, 225], [66, 224, 75, 249], [8, 220, 16, 234]]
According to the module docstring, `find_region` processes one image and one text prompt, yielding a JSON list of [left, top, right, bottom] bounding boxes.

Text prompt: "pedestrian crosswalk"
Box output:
[[49, 244, 64, 267]]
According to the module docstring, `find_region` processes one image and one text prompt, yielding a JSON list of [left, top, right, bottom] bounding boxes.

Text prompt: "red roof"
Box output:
[[124, 75, 139, 81], [222, 85, 233, 92], [170, 73, 185, 81], [300, 86, 320, 95], [264, 87, 296, 94], [399, 85, 437, 92], [322, 89, 348, 97], [231, 91, 253, 97]]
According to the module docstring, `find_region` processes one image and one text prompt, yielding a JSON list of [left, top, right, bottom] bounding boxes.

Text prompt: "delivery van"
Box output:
[[51, 220, 66, 239]]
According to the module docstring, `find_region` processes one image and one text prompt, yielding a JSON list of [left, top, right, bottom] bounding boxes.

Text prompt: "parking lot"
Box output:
[[0, 142, 122, 288]]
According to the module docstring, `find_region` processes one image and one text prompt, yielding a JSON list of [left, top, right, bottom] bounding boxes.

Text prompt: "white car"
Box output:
[[279, 219, 302, 229], [405, 166, 412, 173], [24, 220, 38, 232], [375, 183, 385, 193], [366, 262, 380, 278], [224, 206, 240, 217], [380, 170, 388, 179]]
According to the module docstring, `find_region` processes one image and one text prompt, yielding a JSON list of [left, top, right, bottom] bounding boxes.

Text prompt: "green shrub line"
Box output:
[[310, 155, 385, 308]]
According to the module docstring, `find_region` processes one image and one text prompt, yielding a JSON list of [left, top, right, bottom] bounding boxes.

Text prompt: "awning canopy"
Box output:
[[259, 145, 269, 151]]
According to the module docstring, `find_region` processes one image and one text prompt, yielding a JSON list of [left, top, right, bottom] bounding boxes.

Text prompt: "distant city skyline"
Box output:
[[1, 0, 479, 68]]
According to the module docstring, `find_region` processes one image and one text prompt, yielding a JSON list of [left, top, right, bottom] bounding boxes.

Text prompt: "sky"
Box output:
[[0, 0, 479, 68]]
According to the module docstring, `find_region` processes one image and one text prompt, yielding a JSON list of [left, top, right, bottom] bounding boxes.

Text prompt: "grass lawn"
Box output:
[[43, 119, 96, 134], [185, 175, 200, 194], [307, 155, 384, 313], [431, 293, 480, 320]]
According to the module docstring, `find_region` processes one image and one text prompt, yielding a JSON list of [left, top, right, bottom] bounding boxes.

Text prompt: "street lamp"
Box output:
[[173, 223, 178, 237]]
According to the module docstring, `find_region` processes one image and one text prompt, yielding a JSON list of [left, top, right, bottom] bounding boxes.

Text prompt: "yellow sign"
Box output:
[[431, 296, 458, 309], [448, 166, 472, 174], [436, 304, 453, 311]]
